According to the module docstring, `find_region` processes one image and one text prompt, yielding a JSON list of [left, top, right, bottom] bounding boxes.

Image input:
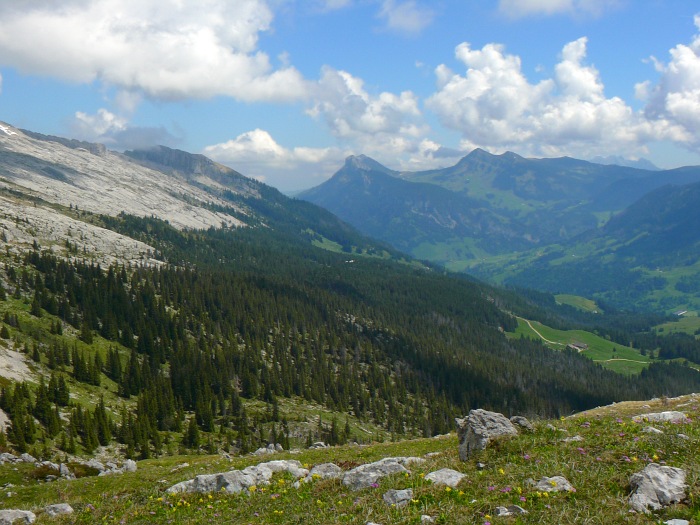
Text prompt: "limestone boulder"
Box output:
[[0, 510, 36, 524], [632, 411, 687, 424], [43, 504, 73, 517], [342, 458, 412, 491], [534, 476, 575, 493], [629, 463, 686, 513], [456, 409, 518, 460], [424, 468, 466, 488], [307, 463, 343, 481]]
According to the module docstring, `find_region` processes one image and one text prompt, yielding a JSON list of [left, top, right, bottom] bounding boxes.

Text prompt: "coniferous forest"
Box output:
[[2, 212, 700, 460]]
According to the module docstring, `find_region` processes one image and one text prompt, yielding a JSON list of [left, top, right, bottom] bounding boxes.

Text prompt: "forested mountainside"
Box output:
[[3, 215, 700, 460]]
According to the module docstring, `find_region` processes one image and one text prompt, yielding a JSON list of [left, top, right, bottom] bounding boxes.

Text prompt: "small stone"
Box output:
[[494, 505, 528, 516], [534, 476, 575, 493], [665, 520, 690, 525], [44, 504, 74, 517], [0, 509, 36, 524], [420, 515, 436, 523], [510, 415, 534, 432], [424, 468, 466, 488], [383, 488, 413, 508], [561, 435, 584, 442], [642, 426, 663, 434]]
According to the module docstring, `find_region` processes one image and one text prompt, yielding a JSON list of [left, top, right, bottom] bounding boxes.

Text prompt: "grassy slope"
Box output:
[[508, 317, 651, 375], [2, 395, 699, 524], [655, 314, 700, 338], [554, 294, 602, 314]]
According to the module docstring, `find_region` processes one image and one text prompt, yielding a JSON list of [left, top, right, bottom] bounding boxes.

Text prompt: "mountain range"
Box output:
[[300, 150, 700, 312]]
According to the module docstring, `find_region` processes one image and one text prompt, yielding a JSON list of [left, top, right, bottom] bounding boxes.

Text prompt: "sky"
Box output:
[[1, 0, 700, 193]]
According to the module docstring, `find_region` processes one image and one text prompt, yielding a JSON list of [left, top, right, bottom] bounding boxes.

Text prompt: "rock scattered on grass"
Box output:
[[43, 504, 73, 517], [628, 463, 686, 513], [632, 411, 687, 424], [382, 488, 413, 508], [166, 460, 308, 495], [494, 505, 528, 516], [342, 457, 422, 491], [0, 509, 35, 524], [306, 463, 343, 481], [456, 409, 518, 460], [424, 468, 465, 488], [533, 476, 575, 493], [509, 416, 534, 432]]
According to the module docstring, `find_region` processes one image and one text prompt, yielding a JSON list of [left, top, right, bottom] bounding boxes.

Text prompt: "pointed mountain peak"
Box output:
[[344, 154, 395, 174], [465, 148, 493, 159]]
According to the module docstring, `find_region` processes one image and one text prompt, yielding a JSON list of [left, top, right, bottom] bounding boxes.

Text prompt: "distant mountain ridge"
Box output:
[[300, 150, 700, 311]]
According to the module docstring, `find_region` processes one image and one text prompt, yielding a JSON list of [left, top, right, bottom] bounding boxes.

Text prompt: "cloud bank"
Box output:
[[426, 34, 693, 160], [0, 0, 308, 102]]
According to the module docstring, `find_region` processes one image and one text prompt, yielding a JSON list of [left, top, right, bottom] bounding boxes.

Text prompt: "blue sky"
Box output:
[[1, 0, 700, 192]]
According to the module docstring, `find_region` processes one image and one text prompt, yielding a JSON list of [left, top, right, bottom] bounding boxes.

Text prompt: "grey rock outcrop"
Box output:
[[534, 476, 575, 493], [19, 453, 36, 464], [59, 463, 75, 480], [121, 459, 138, 473], [342, 458, 421, 491], [628, 463, 686, 513], [632, 411, 687, 424], [456, 409, 518, 460], [43, 504, 74, 517], [424, 468, 466, 488], [0, 510, 35, 524], [166, 460, 308, 495], [383, 488, 413, 508], [307, 463, 343, 481], [665, 520, 690, 525]]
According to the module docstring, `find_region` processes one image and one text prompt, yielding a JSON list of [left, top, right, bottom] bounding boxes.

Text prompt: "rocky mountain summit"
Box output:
[[0, 122, 248, 231]]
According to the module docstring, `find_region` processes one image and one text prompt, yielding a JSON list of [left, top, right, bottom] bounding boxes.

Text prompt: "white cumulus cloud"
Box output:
[[427, 37, 664, 159], [378, 0, 435, 35], [498, 0, 618, 18], [638, 14, 700, 148], [204, 129, 347, 190], [0, 0, 308, 102]]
